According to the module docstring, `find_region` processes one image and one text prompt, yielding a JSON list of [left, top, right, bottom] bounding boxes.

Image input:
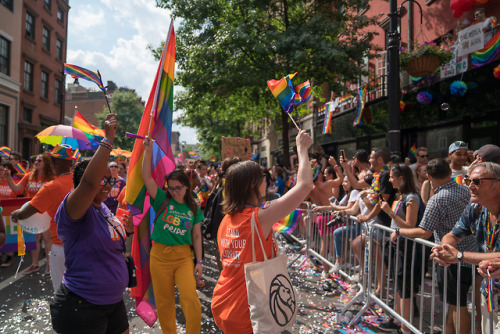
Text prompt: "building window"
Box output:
[[23, 108, 33, 123], [0, 105, 8, 146], [55, 79, 61, 104], [0, 36, 10, 76], [44, 0, 51, 10], [43, 27, 50, 51], [41, 71, 49, 99], [56, 38, 63, 60], [24, 61, 33, 92], [26, 12, 35, 39], [1, 0, 13, 11], [57, 8, 64, 23]]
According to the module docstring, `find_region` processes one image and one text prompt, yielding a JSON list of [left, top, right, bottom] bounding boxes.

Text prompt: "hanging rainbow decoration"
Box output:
[[322, 103, 333, 134], [471, 31, 500, 68], [353, 88, 367, 126]]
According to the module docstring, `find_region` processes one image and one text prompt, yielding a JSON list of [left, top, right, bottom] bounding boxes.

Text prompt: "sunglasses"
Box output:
[[419, 155, 428, 158], [464, 177, 498, 186], [100, 176, 116, 186], [168, 185, 185, 192], [35, 159, 43, 163], [452, 141, 468, 148], [109, 165, 119, 168]]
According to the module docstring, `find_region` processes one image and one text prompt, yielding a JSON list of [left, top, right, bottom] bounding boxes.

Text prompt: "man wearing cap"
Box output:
[[473, 144, 500, 164], [449, 141, 469, 179], [11, 144, 77, 292]]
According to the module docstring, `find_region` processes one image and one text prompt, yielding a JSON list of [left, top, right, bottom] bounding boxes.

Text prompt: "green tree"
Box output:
[[96, 90, 144, 151], [155, 0, 377, 165]]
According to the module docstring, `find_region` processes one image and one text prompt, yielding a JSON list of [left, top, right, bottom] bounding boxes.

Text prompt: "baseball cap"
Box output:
[[449, 141, 468, 154], [473, 144, 500, 162]]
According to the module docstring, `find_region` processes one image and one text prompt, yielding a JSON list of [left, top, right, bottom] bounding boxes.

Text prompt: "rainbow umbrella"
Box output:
[[35, 125, 92, 150]]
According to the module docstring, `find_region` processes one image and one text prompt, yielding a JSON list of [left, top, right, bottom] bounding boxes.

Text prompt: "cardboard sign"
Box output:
[[440, 48, 469, 79], [457, 24, 485, 57], [221, 137, 252, 161], [0, 198, 37, 253]]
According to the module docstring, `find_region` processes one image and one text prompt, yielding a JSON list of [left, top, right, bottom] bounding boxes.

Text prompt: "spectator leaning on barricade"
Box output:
[[390, 158, 476, 334], [432, 162, 500, 333], [11, 144, 77, 293], [449, 141, 469, 179], [409, 147, 428, 174]]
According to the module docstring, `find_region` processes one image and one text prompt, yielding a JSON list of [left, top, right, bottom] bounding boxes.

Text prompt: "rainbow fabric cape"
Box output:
[[64, 64, 105, 91], [408, 144, 417, 158], [273, 209, 303, 234], [294, 80, 312, 107], [267, 73, 299, 114], [471, 31, 500, 67], [353, 88, 367, 126], [127, 21, 176, 327]]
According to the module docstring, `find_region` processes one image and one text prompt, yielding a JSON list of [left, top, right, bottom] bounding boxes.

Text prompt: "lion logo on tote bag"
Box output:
[[269, 274, 296, 326]]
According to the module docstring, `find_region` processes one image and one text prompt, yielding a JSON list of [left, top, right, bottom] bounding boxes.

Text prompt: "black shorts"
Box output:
[[437, 264, 473, 306], [50, 284, 128, 334]]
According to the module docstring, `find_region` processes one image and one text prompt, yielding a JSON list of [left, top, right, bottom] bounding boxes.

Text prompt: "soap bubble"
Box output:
[[440, 103, 449, 111]]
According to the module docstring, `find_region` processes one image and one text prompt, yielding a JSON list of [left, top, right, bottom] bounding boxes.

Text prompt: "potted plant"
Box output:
[[400, 42, 454, 77]]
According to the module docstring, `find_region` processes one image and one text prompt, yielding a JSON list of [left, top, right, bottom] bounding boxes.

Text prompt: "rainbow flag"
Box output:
[[0, 146, 11, 157], [353, 87, 366, 126], [408, 144, 417, 158], [294, 80, 312, 107], [452, 175, 464, 185], [14, 163, 27, 175], [128, 22, 176, 327], [273, 209, 303, 234], [209, 156, 216, 163], [391, 200, 402, 214], [318, 105, 326, 115], [267, 73, 299, 114], [285, 177, 294, 189], [72, 111, 105, 137], [64, 64, 105, 91], [322, 103, 333, 134], [188, 151, 199, 158], [196, 192, 204, 203], [472, 31, 500, 67]]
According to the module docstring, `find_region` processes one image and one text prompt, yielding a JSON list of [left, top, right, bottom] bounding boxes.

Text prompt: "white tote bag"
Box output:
[[244, 212, 298, 334]]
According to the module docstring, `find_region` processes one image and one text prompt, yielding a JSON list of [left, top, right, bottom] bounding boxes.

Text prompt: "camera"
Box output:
[[327, 213, 343, 227]]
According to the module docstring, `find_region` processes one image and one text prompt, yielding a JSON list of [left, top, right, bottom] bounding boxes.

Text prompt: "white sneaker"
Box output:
[[352, 265, 361, 272], [350, 273, 362, 283], [322, 271, 330, 279], [329, 263, 341, 273]]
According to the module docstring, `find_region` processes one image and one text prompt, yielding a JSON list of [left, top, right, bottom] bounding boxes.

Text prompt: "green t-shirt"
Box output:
[[150, 187, 204, 246]]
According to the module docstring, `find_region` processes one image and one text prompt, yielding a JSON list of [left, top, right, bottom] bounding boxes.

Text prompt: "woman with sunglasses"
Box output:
[[104, 161, 126, 214], [5, 154, 55, 274], [142, 137, 204, 334], [378, 164, 425, 333], [50, 114, 132, 334]]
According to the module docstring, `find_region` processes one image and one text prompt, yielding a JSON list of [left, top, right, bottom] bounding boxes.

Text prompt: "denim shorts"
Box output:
[[50, 284, 128, 334]]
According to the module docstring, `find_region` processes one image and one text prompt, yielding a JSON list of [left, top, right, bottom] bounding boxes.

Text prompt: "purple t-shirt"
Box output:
[[56, 193, 128, 305], [104, 177, 126, 214]]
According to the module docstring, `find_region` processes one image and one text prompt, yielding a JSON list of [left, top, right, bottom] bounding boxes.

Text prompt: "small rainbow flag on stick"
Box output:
[[273, 209, 303, 234], [64, 64, 105, 91], [0, 146, 11, 157], [14, 163, 27, 175], [408, 144, 417, 158], [452, 175, 464, 185], [294, 80, 312, 107]]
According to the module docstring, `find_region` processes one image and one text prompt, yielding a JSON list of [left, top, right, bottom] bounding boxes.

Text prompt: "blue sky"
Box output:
[[66, 0, 198, 144]]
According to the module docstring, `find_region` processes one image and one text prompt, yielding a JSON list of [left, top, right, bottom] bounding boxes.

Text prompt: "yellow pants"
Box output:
[[150, 243, 201, 334]]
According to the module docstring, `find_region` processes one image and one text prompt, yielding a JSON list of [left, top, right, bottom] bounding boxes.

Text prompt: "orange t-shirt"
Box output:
[[18, 172, 53, 198], [211, 208, 276, 334], [29, 173, 74, 246], [0, 179, 19, 199]]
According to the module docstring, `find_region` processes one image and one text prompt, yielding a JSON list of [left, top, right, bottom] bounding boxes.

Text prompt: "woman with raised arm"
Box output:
[[49, 114, 131, 334], [211, 130, 313, 333], [142, 136, 204, 334]]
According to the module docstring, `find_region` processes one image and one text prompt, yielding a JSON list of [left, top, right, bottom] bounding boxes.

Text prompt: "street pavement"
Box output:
[[0, 240, 397, 334]]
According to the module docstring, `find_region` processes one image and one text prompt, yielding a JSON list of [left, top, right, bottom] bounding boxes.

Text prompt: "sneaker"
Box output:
[[322, 271, 331, 279], [329, 263, 341, 273], [21, 264, 40, 275], [350, 273, 361, 283], [0, 255, 14, 267], [378, 319, 400, 332]]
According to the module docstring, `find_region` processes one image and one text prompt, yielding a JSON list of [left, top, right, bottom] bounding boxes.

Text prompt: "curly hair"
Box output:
[[73, 158, 91, 188], [30, 154, 55, 182]]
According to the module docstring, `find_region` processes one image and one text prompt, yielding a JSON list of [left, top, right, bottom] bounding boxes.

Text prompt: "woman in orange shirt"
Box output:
[[5, 154, 55, 274], [210, 130, 313, 333]]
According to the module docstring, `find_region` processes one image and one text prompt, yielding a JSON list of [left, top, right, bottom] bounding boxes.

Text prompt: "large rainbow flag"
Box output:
[[353, 87, 366, 126], [273, 209, 303, 234], [471, 30, 500, 67], [128, 21, 176, 327], [267, 73, 299, 114]]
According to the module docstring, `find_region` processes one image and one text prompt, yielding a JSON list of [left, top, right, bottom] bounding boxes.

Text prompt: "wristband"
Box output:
[[102, 137, 114, 146], [99, 142, 112, 151], [334, 165, 341, 170], [196, 260, 203, 265]]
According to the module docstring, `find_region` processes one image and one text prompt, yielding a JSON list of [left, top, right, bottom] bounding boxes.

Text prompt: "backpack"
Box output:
[[201, 186, 225, 239]]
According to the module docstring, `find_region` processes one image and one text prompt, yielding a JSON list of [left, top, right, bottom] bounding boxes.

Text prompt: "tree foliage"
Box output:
[[154, 0, 378, 162], [96, 90, 144, 151]]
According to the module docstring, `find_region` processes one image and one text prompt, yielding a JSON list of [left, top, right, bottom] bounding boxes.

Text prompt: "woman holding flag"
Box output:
[[142, 136, 204, 334], [211, 130, 313, 333]]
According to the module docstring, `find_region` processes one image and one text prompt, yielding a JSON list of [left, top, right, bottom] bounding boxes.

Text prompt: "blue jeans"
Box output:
[[334, 223, 362, 258]]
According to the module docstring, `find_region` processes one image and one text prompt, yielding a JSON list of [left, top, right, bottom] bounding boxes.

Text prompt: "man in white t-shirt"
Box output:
[[474, 8, 497, 43], [409, 147, 428, 174], [448, 141, 468, 179]]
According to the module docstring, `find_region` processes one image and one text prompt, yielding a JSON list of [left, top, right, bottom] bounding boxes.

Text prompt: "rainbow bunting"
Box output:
[[14, 163, 27, 175], [471, 31, 500, 67], [408, 144, 417, 158], [452, 175, 464, 185], [72, 111, 105, 137], [322, 103, 333, 135], [318, 105, 326, 115], [128, 21, 176, 327], [337, 94, 355, 108], [0, 146, 11, 157], [353, 88, 366, 126], [64, 64, 105, 91], [273, 209, 303, 234], [267, 73, 299, 114], [294, 80, 312, 107]]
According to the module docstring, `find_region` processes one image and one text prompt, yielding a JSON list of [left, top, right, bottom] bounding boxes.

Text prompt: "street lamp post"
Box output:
[[387, 0, 401, 155]]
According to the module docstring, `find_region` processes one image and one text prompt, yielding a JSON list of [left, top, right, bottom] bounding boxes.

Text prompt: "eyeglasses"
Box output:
[[35, 159, 43, 163], [100, 176, 116, 186], [419, 155, 428, 158], [109, 165, 119, 168], [167, 185, 185, 192], [464, 177, 498, 186]]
